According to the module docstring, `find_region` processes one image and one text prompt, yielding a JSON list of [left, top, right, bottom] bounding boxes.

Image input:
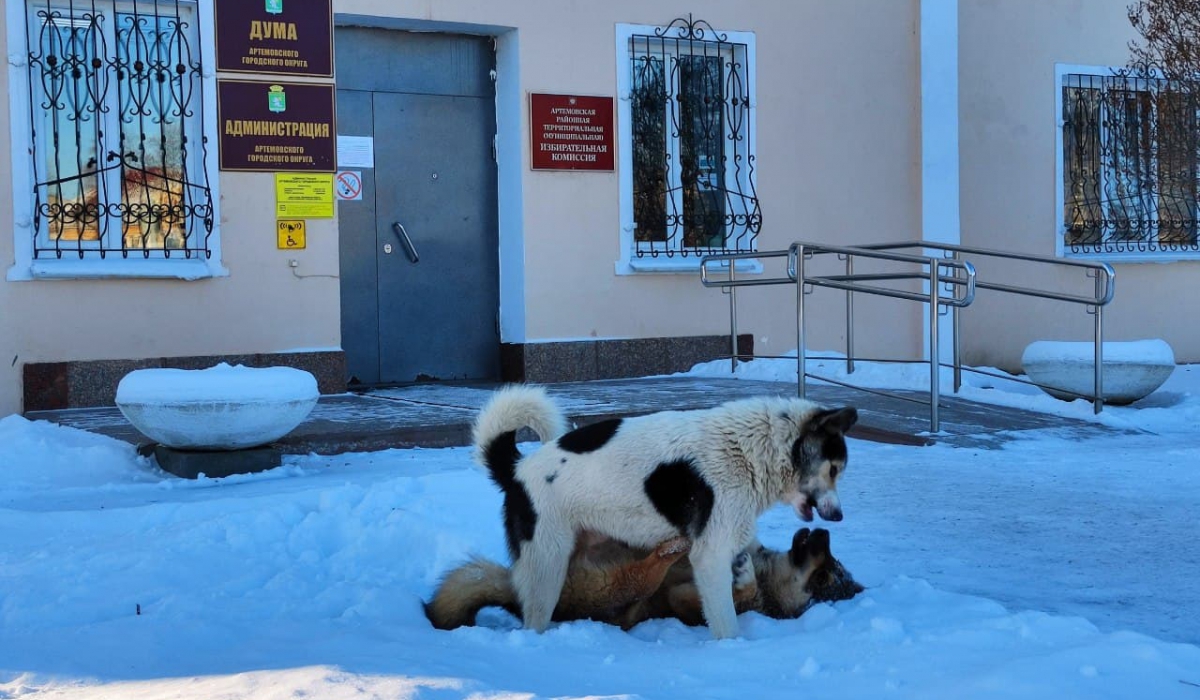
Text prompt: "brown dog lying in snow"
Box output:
[[425, 527, 862, 631]]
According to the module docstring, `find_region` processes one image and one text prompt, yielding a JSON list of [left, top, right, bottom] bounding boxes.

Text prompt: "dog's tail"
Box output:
[[472, 384, 568, 490], [425, 557, 519, 630]]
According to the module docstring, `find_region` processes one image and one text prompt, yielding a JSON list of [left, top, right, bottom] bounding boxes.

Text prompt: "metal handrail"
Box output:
[[700, 250, 795, 370], [699, 249, 793, 288], [853, 241, 1116, 414], [855, 241, 1114, 305], [701, 239, 1118, 433], [701, 243, 977, 431], [699, 246, 976, 305]]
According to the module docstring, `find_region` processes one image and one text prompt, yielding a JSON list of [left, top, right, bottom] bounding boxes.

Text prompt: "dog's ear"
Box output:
[[792, 528, 831, 568], [805, 528, 831, 558], [788, 528, 812, 567], [813, 407, 858, 434], [792, 530, 830, 569]]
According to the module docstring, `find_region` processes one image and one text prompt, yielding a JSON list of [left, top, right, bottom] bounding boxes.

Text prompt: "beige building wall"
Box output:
[[0, 0, 924, 415], [959, 0, 1200, 372], [334, 0, 925, 361]]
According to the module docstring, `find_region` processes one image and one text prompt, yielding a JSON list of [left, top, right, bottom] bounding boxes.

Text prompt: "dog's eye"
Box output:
[[829, 464, 839, 479]]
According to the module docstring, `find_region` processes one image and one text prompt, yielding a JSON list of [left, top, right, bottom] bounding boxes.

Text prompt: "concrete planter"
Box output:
[[116, 364, 319, 450], [1021, 340, 1175, 405]]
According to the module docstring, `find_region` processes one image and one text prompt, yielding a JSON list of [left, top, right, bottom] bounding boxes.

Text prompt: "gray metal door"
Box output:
[[335, 28, 499, 386]]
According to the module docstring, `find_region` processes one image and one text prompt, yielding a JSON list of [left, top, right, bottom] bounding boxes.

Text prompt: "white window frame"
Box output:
[[1055, 63, 1200, 263], [614, 22, 758, 275], [6, 0, 225, 280]]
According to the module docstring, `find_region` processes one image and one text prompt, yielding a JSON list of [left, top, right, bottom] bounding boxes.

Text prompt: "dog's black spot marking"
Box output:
[[791, 431, 848, 475], [790, 437, 810, 473], [560, 457, 567, 464], [545, 472, 557, 483], [791, 408, 856, 473], [502, 483, 537, 561], [644, 459, 714, 538], [481, 431, 521, 490], [822, 435, 848, 464], [478, 430, 538, 560], [557, 418, 622, 454]]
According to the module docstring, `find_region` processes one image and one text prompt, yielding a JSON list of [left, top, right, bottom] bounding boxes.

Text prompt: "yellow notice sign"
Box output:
[[277, 220, 307, 249], [275, 173, 335, 218]]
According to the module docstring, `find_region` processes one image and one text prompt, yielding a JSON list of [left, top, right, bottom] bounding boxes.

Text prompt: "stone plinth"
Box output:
[[138, 443, 284, 480]]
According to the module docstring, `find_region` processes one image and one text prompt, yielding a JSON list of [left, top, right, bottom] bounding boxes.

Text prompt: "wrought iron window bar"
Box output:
[[1062, 71, 1200, 255], [630, 15, 760, 259], [25, 0, 214, 261]]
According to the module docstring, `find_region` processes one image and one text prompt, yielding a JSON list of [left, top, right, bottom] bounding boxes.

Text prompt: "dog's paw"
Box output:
[[732, 551, 755, 586]]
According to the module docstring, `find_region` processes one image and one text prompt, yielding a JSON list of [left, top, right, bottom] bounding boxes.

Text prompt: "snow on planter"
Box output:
[[1021, 339, 1175, 405], [116, 364, 319, 450]]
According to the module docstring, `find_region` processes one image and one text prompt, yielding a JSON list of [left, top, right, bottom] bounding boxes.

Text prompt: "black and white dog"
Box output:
[[473, 384, 857, 640]]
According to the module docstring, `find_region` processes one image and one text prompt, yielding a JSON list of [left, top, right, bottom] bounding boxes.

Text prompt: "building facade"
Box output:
[[2, 0, 1189, 416], [958, 0, 1200, 370]]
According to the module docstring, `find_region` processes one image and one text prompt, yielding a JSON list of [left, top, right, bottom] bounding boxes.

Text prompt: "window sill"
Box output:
[[9, 257, 230, 281], [616, 255, 764, 276], [1063, 250, 1200, 264]]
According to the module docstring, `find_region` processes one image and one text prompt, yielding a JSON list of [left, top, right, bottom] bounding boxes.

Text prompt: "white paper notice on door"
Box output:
[[337, 135, 375, 168]]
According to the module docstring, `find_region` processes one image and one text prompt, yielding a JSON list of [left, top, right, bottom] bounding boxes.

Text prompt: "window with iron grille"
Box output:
[[616, 18, 759, 272], [13, 0, 216, 276], [1059, 67, 1200, 258]]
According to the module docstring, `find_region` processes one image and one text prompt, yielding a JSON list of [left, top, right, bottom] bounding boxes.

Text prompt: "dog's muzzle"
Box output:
[[816, 492, 843, 522], [791, 492, 842, 522]]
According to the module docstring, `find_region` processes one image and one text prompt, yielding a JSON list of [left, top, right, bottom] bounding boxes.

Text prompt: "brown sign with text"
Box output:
[[217, 80, 336, 172], [530, 93, 615, 171], [215, 0, 333, 77]]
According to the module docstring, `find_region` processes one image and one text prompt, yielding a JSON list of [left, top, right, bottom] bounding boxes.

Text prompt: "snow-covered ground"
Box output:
[[2, 355, 1199, 699]]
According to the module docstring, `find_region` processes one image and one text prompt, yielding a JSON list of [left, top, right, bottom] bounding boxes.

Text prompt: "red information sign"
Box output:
[[529, 93, 615, 171]]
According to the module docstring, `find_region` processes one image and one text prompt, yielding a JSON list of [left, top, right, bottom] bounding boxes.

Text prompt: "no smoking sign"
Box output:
[[335, 170, 363, 201]]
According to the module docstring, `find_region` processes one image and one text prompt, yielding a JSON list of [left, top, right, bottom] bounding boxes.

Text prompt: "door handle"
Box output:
[[392, 222, 420, 263]]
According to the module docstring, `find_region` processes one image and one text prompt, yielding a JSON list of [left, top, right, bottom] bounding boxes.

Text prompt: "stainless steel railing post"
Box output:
[[952, 252, 962, 393], [929, 260, 941, 432], [730, 262, 739, 373], [796, 244, 807, 399], [1093, 270, 1104, 414], [846, 255, 855, 375]]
